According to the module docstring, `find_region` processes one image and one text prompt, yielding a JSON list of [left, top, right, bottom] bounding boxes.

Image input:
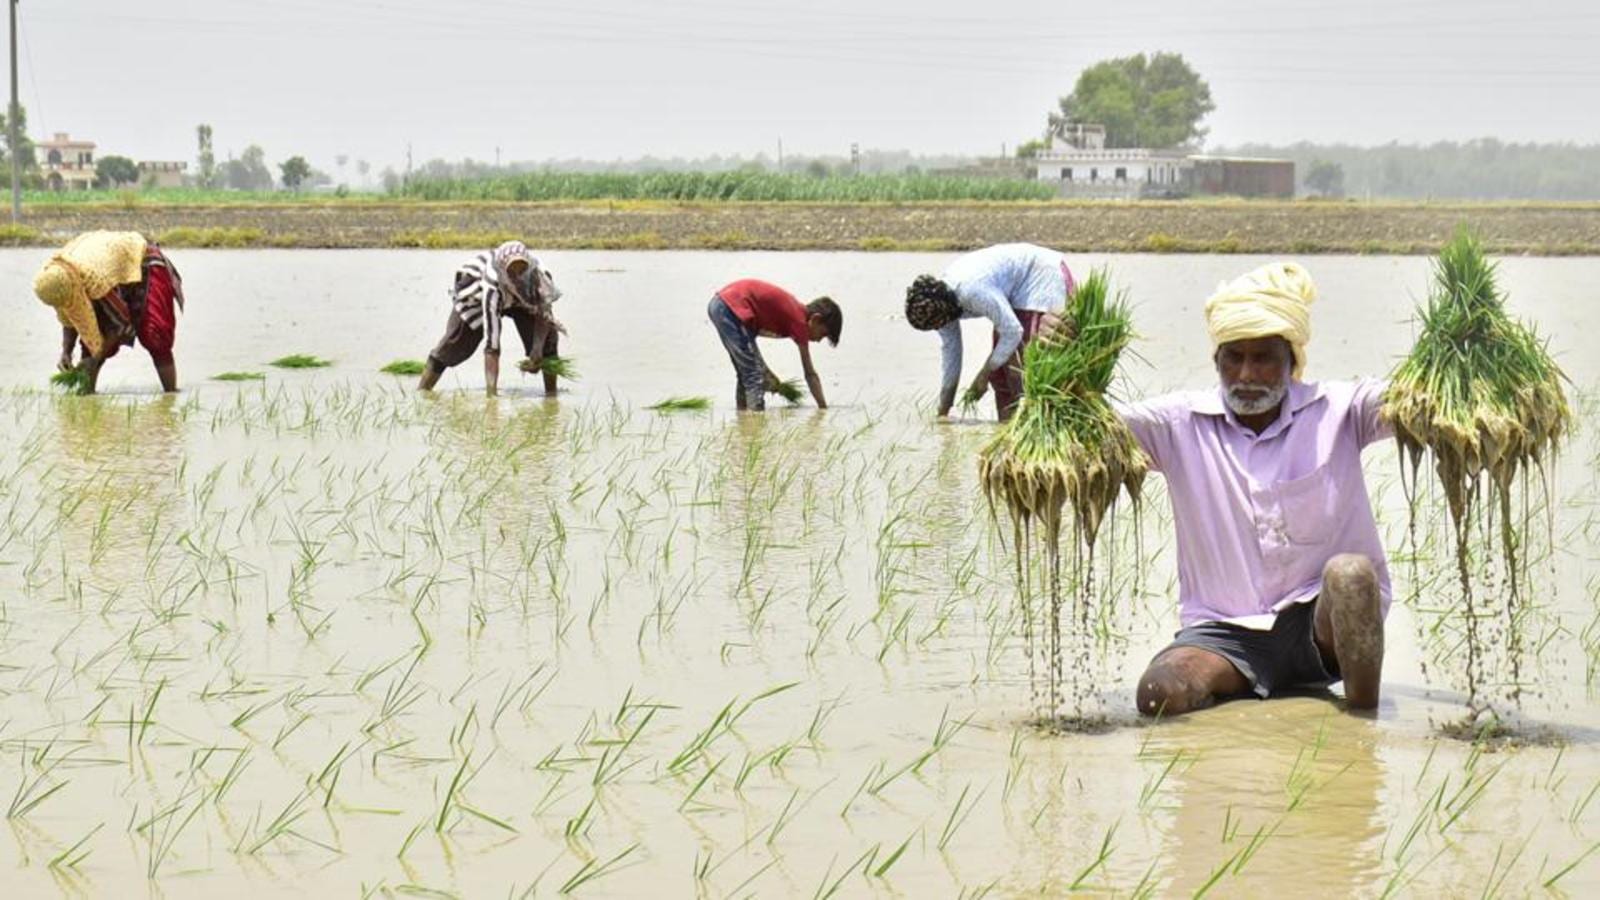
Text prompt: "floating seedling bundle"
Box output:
[[977, 269, 1148, 722], [1383, 228, 1571, 712]]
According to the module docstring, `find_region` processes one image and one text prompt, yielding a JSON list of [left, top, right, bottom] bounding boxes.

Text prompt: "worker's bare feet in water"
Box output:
[[1315, 553, 1384, 711]]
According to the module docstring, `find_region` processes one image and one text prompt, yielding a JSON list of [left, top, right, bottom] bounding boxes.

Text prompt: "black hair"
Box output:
[[904, 275, 959, 331], [807, 296, 842, 346]]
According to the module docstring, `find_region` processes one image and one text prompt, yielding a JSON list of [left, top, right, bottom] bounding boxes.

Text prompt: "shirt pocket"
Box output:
[[1276, 465, 1340, 546]]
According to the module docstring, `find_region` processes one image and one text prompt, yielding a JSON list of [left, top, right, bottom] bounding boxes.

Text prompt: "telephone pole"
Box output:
[[9, 0, 21, 222]]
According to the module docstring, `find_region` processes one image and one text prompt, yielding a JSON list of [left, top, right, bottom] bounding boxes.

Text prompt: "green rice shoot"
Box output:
[[770, 378, 803, 405], [269, 354, 333, 369], [976, 268, 1147, 722], [49, 368, 88, 393], [647, 396, 713, 412], [212, 371, 266, 382], [521, 355, 578, 380], [380, 359, 427, 376], [1382, 225, 1571, 713]]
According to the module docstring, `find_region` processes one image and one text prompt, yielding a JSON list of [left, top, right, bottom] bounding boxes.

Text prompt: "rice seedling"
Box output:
[[211, 371, 266, 382], [647, 396, 712, 412], [380, 359, 427, 376], [769, 378, 804, 405], [1383, 227, 1572, 714], [520, 355, 579, 380], [976, 269, 1146, 722], [268, 354, 333, 369], [49, 367, 88, 393]]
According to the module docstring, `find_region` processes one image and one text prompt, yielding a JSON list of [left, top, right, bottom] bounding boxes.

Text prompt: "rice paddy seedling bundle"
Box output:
[[50, 368, 88, 393], [1382, 227, 1571, 711], [648, 396, 712, 412], [976, 269, 1147, 721], [269, 354, 333, 369], [212, 371, 266, 382], [769, 378, 803, 405], [519, 355, 578, 380], [380, 359, 427, 376]]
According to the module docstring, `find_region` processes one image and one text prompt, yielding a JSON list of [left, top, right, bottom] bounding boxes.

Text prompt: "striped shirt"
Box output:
[[449, 250, 548, 355]]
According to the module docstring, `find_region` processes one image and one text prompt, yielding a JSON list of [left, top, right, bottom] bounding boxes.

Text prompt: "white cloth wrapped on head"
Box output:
[[1203, 261, 1316, 380]]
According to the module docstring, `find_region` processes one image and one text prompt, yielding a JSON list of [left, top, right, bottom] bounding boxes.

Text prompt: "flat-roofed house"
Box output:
[[38, 132, 97, 191]]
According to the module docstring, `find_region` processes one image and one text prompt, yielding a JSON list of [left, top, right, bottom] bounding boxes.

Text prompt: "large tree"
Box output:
[[0, 104, 38, 170], [196, 124, 216, 188], [220, 144, 274, 191], [279, 155, 311, 191], [1049, 52, 1214, 149], [95, 154, 140, 188]]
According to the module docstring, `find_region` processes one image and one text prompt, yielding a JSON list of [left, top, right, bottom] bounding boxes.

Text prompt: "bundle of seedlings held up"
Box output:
[[978, 268, 1145, 724], [1382, 227, 1570, 709], [978, 269, 1147, 552]]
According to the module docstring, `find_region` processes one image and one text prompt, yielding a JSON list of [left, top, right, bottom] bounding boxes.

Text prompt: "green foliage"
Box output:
[[221, 144, 274, 191], [279, 156, 312, 191], [268, 354, 333, 369], [520, 355, 577, 380], [769, 378, 803, 404], [95, 155, 140, 189], [380, 359, 427, 376], [392, 171, 1055, 202], [1304, 160, 1345, 198], [1050, 52, 1214, 149], [211, 371, 266, 382], [0, 105, 38, 172], [1015, 139, 1047, 160], [196, 124, 216, 188]]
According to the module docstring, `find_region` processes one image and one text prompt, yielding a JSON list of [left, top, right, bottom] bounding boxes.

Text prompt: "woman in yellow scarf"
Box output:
[[33, 231, 186, 394]]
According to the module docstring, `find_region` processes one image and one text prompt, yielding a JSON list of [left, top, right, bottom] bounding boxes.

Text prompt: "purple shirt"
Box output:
[[1114, 379, 1392, 629]]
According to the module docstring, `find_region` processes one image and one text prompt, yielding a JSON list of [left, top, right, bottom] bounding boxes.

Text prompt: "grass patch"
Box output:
[[380, 359, 427, 376], [268, 354, 333, 369], [0, 223, 40, 245], [155, 226, 267, 248], [647, 396, 712, 412], [212, 371, 266, 382], [391, 229, 520, 250]]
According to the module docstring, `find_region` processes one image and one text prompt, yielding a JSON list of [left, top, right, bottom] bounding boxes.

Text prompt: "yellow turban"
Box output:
[[32, 231, 147, 358], [1203, 261, 1316, 380]]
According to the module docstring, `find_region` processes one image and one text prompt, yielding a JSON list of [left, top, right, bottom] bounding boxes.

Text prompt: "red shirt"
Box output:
[[718, 279, 810, 345]]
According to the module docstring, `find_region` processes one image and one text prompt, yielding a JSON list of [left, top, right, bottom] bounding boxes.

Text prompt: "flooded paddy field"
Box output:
[[0, 250, 1597, 897]]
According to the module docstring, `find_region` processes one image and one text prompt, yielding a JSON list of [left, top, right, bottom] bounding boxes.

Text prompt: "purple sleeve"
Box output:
[[1111, 394, 1183, 473], [1350, 378, 1393, 447]]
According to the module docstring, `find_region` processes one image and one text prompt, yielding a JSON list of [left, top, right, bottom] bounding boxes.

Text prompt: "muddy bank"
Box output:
[[10, 199, 1600, 253]]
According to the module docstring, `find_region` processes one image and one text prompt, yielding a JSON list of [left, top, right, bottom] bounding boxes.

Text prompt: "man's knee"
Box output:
[[1136, 665, 1204, 717], [1323, 554, 1378, 599]]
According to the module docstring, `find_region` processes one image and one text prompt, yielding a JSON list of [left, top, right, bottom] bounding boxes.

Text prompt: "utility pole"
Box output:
[[9, 0, 20, 223]]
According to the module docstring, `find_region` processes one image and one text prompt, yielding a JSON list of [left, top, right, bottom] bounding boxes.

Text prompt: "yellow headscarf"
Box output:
[[1203, 261, 1316, 380], [33, 231, 148, 358]]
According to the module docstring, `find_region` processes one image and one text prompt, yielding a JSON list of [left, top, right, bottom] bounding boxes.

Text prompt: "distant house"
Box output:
[[38, 132, 97, 191], [138, 160, 188, 189], [1032, 123, 1293, 199]]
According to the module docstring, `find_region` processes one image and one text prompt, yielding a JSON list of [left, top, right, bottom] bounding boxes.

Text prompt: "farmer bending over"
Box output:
[[904, 242, 1076, 421], [33, 231, 185, 395], [418, 240, 563, 396], [707, 279, 840, 411], [1112, 263, 1389, 715]]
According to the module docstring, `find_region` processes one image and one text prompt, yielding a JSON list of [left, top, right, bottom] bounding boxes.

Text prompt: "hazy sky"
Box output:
[[18, 0, 1600, 173]]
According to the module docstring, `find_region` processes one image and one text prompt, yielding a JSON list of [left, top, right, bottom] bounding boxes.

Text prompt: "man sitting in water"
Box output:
[[707, 278, 841, 411], [418, 240, 563, 396], [903, 242, 1077, 421], [1110, 263, 1389, 715], [33, 231, 186, 395]]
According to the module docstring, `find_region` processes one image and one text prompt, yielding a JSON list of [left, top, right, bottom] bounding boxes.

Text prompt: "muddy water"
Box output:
[[0, 250, 1595, 897]]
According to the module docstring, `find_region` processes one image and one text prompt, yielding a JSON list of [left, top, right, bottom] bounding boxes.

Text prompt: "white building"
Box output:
[[38, 132, 97, 191], [1033, 147, 1191, 196]]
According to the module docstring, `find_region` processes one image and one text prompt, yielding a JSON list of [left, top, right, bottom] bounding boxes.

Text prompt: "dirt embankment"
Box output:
[[11, 200, 1600, 254]]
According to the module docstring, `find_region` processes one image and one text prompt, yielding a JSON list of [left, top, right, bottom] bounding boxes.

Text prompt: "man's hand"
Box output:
[[57, 351, 75, 373], [960, 368, 990, 408], [1040, 312, 1077, 346]]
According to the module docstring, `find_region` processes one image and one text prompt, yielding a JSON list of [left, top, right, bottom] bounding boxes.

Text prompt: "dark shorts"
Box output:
[[428, 306, 557, 370], [1159, 600, 1337, 699]]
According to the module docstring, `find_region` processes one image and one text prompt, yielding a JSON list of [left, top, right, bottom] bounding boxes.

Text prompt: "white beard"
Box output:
[[1225, 380, 1288, 417]]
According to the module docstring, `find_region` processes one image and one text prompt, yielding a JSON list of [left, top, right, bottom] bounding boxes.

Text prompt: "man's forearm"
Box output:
[[61, 327, 77, 361], [806, 372, 827, 409], [937, 384, 958, 416]]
